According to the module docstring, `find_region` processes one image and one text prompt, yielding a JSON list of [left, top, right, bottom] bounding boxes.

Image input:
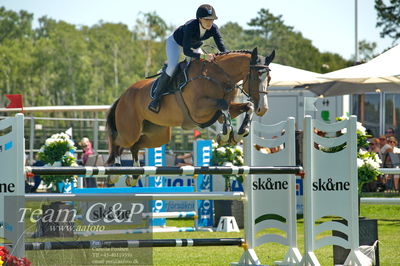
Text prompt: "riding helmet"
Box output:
[[196, 4, 218, 20]]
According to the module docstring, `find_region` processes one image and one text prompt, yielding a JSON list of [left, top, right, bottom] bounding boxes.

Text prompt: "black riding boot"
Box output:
[[148, 72, 171, 113]]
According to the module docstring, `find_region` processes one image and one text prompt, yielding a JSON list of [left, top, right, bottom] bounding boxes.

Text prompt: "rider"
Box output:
[[148, 4, 228, 113]]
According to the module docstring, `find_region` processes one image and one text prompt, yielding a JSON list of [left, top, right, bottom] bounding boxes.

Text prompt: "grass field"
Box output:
[[14, 203, 399, 265]]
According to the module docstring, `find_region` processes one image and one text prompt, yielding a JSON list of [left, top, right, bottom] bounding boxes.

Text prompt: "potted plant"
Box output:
[[336, 116, 382, 191], [37, 132, 78, 192], [212, 142, 244, 227]]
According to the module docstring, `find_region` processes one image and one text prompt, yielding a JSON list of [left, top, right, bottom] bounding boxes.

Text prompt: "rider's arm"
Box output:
[[211, 25, 228, 53], [181, 21, 202, 59]]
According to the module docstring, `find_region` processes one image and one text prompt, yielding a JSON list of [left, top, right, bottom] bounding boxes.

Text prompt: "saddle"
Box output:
[[149, 60, 190, 99], [148, 59, 222, 129]]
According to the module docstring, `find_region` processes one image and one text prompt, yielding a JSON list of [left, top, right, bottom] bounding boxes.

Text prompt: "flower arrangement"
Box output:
[[0, 246, 31, 266], [212, 142, 244, 191], [337, 116, 382, 192], [37, 132, 78, 190]]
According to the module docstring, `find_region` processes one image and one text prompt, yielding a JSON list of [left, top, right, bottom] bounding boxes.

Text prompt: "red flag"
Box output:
[[194, 129, 201, 138], [6, 94, 23, 111]]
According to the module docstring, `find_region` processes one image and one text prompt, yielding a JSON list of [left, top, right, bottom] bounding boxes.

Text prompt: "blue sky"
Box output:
[[1, 0, 397, 60]]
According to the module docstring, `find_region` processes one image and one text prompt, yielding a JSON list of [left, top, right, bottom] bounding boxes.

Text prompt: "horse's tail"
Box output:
[[106, 99, 120, 165]]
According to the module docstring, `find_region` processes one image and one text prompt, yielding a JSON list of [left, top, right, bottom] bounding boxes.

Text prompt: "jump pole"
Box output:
[[19, 238, 245, 250]]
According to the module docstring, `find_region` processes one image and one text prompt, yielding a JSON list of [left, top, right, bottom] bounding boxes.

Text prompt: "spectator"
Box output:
[[175, 152, 193, 166], [79, 137, 97, 188], [381, 136, 400, 192], [79, 137, 94, 165], [386, 136, 400, 154], [368, 138, 382, 159], [379, 135, 391, 154], [385, 127, 395, 138]]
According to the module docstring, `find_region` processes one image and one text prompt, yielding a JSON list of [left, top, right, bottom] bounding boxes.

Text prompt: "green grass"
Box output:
[[4, 203, 400, 265]]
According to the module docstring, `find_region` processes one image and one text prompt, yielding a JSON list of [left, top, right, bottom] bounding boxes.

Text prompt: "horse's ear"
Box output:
[[250, 47, 258, 65], [265, 50, 275, 65]]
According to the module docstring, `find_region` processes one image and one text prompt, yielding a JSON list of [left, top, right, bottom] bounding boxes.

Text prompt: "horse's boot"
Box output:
[[148, 72, 171, 113]]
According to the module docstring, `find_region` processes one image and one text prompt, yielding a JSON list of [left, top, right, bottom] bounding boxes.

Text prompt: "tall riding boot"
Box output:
[[148, 72, 171, 113]]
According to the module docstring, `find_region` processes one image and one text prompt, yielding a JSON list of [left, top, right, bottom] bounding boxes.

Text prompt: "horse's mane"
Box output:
[[215, 50, 252, 56]]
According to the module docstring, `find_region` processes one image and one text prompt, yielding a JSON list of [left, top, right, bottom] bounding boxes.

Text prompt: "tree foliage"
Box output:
[[0, 6, 352, 112], [375, 0, 400, 40]]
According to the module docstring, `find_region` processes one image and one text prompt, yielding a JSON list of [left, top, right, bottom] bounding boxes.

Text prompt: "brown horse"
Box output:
[[106, 48, 274, 172]]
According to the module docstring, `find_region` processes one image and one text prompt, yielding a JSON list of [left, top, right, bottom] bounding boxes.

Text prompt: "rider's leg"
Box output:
[[148, 35, 181, 113]]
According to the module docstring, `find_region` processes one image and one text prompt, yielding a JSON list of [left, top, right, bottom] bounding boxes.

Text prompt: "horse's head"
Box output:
[[243, 48, 275, 116]]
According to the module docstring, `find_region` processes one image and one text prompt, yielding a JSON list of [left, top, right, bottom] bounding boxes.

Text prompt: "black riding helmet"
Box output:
[[196, 4, 218, 20]]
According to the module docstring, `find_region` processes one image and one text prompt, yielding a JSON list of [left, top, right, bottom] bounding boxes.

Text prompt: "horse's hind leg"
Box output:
[[123, 146, 142, 187], [124, 124, 172, 187]]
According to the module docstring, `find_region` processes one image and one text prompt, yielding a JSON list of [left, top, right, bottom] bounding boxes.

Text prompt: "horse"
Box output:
[[106, 47, 274, 183]]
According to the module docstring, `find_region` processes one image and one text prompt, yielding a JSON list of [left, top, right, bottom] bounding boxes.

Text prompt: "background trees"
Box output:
[[375, 0, 400, 41], [0, 6, 353, 109]]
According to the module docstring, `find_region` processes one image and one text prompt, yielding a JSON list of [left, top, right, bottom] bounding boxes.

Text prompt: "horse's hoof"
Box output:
[[126, 175, 139, 187], [232, 132, 242, 144], [216, 134, 225, 145], [108, 175, 120, 184]]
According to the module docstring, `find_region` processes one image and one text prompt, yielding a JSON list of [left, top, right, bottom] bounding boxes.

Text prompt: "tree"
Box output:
[[375, 0, 400, 40], [0, 7, 33, 43], [133, 12, 169, 76], [244, 9, 350, 72], [358, 40, 377, 61]]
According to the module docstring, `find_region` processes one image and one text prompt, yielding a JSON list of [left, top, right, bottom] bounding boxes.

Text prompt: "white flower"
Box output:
[[212, 141, 218, 149], [359, 149, 367, 155], [374, 153, 382, 164], [356, 122, 367, 135], [216, 147, 226, 153], [365, 157, 380, 169], [45, 138, 56, 146], [357, 158, 364, 168], [234, 145, 243, 153]]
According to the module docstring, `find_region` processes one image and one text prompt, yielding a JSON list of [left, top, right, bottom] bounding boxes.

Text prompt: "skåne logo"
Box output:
[[0, 182, 16, 193], [312, 178, 350, 191], [252, 177, 289, 190]]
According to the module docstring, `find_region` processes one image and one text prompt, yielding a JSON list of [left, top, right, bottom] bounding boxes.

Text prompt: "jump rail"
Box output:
[[9, 238, 245, 251], [24, 192, 245, 201], [25, 166, 304, 176]]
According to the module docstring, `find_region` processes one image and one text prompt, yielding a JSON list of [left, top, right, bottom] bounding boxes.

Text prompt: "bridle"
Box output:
[[239, 64, 271, 102]]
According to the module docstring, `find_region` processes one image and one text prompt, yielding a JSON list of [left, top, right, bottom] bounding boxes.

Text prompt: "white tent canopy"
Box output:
[[268, 63, 323, 87], [305, 44, 400, 96]]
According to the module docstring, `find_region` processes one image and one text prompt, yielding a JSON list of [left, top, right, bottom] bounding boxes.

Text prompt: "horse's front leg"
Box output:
[[229, 102, 255, 144]]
